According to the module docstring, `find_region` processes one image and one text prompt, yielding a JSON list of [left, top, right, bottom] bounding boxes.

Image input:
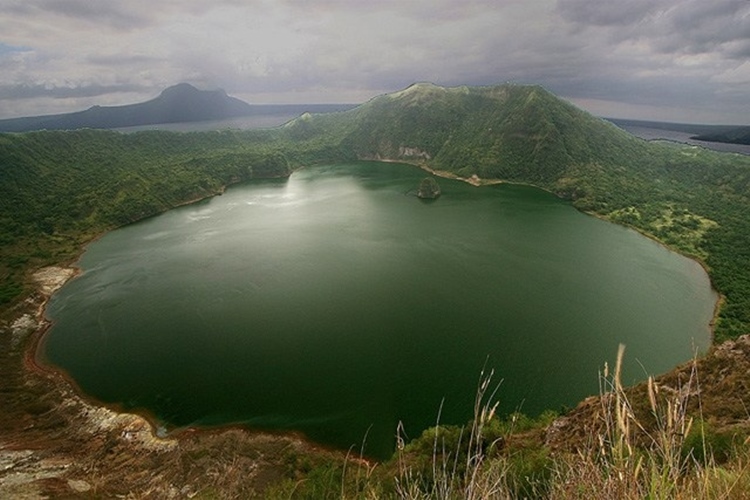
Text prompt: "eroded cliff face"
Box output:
[[398, 145, 432, 160], [9, 267, 76, 350], [358, 143, 433, 163]]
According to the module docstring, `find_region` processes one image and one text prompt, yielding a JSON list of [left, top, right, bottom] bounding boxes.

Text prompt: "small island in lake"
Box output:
[[417, 177, 441, 199]]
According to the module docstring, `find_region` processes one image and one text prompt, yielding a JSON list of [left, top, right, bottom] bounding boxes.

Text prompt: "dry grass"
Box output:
[[328, 344, 750, 499], [393, 368, 506, 499], [546, 345, 750, 500]]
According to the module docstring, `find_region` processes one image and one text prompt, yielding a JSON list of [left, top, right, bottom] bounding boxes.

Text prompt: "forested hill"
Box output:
[[307, 83, 652, 184], [0, 128, 306, 307], [287, 83, 750, 339], [284, 82, 668, 196], [1, 82, 749, 340], [0, 84, 256, 132]]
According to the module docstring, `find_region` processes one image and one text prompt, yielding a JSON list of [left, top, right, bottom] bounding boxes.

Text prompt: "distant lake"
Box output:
[[114, 114, 302, 132], [41, 162, 716, 459], [114, 104, 355, 133], [615, 124, 750, 156]]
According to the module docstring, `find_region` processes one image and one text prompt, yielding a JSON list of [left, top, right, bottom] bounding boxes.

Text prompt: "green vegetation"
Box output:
[[417, 177, 441, 199], [2, 82, 749, 336], [282, 83, 750, 341], [2, 82, 750, 496], [263, 346, 750, 499]]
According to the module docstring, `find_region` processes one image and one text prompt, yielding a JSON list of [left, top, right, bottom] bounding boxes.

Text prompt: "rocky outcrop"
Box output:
[[398, 146, 432, 160], [417, 177, 441, 199]]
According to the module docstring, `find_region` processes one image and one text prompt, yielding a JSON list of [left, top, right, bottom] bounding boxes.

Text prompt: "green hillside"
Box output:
[[3, 82, 750, 498], [0, 129, 294, 305], [2, 83, 750, 340], [282, 83, 750, 340]]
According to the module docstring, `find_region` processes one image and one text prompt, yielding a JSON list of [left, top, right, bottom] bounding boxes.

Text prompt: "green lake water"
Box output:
[[41, 162, 716, 459]]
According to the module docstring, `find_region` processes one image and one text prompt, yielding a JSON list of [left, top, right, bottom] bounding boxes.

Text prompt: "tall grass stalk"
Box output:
[[330, 347, 750, 499], [552, 344, 708, 499], [393, 367, 512, 499]]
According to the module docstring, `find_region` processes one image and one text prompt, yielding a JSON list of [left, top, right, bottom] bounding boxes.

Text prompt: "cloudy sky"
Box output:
[[0, 0, 749, 124]]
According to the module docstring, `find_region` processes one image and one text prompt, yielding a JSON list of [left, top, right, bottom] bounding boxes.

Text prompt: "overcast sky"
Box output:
[[1, 0, 748, 124]]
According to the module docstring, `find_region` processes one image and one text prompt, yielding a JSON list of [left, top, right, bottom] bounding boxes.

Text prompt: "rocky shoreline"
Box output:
[[1, 266, 344, 498], [11, 267, 76, 349]]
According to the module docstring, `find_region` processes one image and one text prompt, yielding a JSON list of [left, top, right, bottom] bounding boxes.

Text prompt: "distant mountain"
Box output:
[[692, 126, 750, 146], [0, 83, 354, 132]]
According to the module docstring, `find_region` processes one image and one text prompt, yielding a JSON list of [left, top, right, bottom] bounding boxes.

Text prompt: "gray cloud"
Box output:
[[86, 54, 164, 67], [670, 2, 750, 58], [0, 0, 748, 123], [559, 0, 750, 59], [0, 82, 149, 100], [2, 0, 151, 30], [557, 0, 665, 26]]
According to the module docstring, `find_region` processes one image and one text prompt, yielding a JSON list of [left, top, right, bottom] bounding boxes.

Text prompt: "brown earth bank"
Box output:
[[1, 267, 349, 498]]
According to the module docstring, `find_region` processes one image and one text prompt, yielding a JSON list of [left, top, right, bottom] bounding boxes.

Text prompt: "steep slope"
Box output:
[[286, 82, 652, 188]]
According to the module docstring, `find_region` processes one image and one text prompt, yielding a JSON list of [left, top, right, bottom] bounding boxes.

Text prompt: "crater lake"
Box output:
[[40, 161, 716, 459]]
